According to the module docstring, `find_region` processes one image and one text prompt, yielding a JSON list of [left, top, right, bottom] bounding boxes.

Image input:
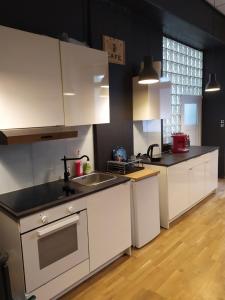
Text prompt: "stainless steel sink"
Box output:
[[72, 172, 117, 186]]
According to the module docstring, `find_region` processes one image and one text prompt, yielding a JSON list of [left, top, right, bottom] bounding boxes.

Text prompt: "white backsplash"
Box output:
[[0, 125, 94, 194], [133, 121, 161, 155]]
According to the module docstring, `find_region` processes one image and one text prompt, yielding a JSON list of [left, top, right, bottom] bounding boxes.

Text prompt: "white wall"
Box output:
[[133, 121, 161, 155], [0, 125, 94, 194]]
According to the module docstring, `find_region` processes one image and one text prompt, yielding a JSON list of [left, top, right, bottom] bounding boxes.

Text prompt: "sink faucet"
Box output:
[[61, 155, 90, 182]]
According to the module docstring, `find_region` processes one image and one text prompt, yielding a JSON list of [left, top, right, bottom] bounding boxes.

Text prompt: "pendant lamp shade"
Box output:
[[138, 56, 159, 85], [205, 73, 221, 92], [204, 1, 221, 93]]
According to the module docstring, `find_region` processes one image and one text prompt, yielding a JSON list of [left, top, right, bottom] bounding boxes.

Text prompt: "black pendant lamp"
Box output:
[[205, 0, 221, 93], [205, 73, 221, 92], [138, 56, 159, 85]]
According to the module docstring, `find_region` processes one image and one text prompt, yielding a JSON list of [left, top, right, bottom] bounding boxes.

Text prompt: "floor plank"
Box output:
[[60, 180, 225, 300]]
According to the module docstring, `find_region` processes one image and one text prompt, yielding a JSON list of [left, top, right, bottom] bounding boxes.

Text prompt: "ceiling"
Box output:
[[114, 0, 225, 49], [206, 0, 225, 15]]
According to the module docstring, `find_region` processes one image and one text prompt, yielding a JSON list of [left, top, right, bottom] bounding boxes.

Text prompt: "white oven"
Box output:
[[21, 209, 89, 293]]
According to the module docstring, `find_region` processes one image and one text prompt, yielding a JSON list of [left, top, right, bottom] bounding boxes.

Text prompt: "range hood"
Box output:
[[0, 126, 78, 145]]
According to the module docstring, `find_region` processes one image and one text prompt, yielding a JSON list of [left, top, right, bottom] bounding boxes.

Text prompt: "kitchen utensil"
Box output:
[[107, 159, 144, 175]]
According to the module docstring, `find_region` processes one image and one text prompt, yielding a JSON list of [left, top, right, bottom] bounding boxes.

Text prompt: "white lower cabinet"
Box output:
[[87, 182, 131, 272], [188, 158, 205, 207], [131, 175, 160, 248], [204, 151, 218, 196], [146, 149, 218, 228], [167, 162, 189, 220]]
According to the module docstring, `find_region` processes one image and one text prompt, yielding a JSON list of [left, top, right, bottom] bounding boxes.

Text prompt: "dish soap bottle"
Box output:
[[83, 161, 92, 175], [74, 150, 83, 177]]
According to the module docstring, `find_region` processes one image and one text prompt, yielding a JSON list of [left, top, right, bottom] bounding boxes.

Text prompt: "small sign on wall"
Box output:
[[103, 35, 125, 65]]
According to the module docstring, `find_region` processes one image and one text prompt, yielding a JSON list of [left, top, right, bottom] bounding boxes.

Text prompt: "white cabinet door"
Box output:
[[188, 158, 205, 207], [167, 162, 189, 220], [60, 42, 110, 126], [133, 77, 171, 121], [160, 83, 171, 119], [132, 176, 160, 248], [0, 26, 64, 129], [204, 150, 218, 195], [87, 183, 131, 272]]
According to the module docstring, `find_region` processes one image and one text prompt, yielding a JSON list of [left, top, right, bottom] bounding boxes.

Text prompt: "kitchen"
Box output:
[[0, 1, 225, 299]]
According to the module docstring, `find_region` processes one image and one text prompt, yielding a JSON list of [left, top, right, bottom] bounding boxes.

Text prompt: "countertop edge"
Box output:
[[123, 169, 160, 181], [143, 146, 219, 167], [0, 176, 130, 221]]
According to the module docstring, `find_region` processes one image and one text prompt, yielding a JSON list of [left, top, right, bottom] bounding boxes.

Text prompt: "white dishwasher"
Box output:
[[127, 171, 160, 248]]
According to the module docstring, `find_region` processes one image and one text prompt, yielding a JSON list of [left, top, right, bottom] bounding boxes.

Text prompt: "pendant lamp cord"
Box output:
[[213, 0, 215, 71], [213, 0, 215, 33]]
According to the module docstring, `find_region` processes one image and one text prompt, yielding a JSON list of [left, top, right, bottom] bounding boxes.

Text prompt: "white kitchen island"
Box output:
[[143, 146, 218, 229]]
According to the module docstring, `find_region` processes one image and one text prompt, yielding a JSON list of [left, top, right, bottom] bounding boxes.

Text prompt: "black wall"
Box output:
[[0, 0, 162, 170], [1, 0, 225, 174], [202, 48, 225, 178], [147, 0, 225, 48], [0, 1, 86, 41], [89, 0, 162, 170]]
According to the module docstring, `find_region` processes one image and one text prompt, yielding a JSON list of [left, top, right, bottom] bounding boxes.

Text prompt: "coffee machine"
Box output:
[[171, 133, 190, 153]]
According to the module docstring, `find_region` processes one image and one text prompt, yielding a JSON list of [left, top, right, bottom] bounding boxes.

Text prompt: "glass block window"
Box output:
[[162, 37, 203, 143]]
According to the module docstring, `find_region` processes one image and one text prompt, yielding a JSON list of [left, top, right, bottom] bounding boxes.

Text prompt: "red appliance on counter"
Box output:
[[171, 133, 190, 153]]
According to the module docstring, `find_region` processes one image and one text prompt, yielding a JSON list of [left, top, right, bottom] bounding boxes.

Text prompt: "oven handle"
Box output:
[[37, 214, 80, 238]]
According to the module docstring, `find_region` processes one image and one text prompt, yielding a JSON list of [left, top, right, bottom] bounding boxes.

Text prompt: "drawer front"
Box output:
[[20, 197, 87, 233]]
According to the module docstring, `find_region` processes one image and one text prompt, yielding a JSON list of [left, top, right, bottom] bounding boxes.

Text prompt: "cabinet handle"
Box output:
[[41, 135, 53, 139], [37, 214, 79, 238]]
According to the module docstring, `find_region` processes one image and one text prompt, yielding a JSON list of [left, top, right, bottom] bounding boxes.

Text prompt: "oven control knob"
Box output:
[[41, 215, 48, 224], [67, 206, 74, 214]]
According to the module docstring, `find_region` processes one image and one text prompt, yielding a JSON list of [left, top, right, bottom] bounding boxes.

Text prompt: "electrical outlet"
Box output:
[[220, 120, 224, 128]]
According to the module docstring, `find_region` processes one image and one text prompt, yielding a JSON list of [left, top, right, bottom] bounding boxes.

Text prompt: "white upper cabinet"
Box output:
[[0, 26, 64, 129], [60, 42, 110, 126], [133, 77, 171, 121]]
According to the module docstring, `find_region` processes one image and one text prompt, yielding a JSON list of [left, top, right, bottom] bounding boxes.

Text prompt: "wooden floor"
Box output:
[[60, 181, 225, 300]]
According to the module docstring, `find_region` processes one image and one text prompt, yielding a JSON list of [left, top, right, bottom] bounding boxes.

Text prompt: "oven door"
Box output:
[[21, 210, 89, 293]]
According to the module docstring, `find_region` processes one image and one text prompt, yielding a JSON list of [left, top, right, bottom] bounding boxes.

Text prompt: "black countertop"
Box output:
[[0, 174, 130, 219], [141, 146, 218, 167]]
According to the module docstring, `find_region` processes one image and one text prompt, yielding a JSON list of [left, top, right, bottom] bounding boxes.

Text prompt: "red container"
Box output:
[[171, 133, 189, 153], [75, 160, 83, 177]]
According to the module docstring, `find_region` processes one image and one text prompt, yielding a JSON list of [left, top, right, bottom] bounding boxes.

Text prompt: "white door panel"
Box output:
[[87, 183, 131, 272], [60, 42, 110, 126], [188, 162, 205, 206], [167, 162, 189, 220], [0, 25, 64, 129]]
